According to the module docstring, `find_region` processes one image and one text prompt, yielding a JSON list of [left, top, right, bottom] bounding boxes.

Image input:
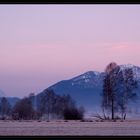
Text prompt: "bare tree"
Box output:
[[118, 68, 138, 120], [29, 93, 36, 109], [46, 90, 57, 121], [36, 90, 85, 120], [102, 62, 118, 120], [37, 89, 60, 120], [12, 97, 34, 120], [102, 63, 138, 120]]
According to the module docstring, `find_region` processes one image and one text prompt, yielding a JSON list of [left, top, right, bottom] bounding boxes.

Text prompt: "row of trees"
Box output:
[[36, 90, 85, 120], [0, 90, 85, 120], [102, 62, 138, 120]]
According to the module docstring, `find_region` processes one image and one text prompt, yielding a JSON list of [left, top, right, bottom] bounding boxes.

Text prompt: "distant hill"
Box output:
[[0, 97, 20, 108], [0, 89, 5, 97]]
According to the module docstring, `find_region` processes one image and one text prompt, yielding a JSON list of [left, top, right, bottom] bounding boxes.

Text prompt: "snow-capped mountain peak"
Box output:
[[71, 71, 101, 81], [69, 71, 103, 88], [119, 64, 140, 80], [120, 64, 136, 70]]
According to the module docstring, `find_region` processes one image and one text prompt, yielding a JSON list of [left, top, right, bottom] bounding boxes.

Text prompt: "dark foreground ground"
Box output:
[[0, 120, 140, 136]]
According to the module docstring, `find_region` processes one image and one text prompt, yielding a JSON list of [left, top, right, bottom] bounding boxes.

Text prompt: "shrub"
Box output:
[[63, 107, 84, 120]]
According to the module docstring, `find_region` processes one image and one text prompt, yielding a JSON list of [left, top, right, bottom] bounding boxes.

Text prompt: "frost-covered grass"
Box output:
[[0, 120, 140, 136]]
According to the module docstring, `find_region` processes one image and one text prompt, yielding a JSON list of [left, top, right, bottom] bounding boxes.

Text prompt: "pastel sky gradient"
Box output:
[[0, 4, 140, 97]]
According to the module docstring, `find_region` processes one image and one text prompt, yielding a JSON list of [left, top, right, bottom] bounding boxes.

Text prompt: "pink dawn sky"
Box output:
[[0, 4, 140, 97]]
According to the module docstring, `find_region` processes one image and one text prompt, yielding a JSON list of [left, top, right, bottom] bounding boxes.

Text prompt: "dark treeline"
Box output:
[[0, 90, 85, 121]]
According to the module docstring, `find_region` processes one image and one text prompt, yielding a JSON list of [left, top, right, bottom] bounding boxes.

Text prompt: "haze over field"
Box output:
[[0, 5, 140, 97]]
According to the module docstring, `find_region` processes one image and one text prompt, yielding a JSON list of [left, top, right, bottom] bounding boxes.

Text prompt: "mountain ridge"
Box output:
[[42, 64, 140, 118], [1, 64, 140, 118]]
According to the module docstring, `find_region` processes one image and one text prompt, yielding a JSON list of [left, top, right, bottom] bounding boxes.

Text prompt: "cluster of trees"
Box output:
[[0, 90, 85, 121], [102, 62, 138, 120], [36, 90, 85, 120]]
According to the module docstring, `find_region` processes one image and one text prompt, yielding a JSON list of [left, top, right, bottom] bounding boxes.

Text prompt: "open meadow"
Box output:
[[0, 120, 140, 136]]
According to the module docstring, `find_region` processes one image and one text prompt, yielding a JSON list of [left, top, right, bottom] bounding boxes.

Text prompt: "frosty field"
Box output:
[[0, 120, 140, 136]]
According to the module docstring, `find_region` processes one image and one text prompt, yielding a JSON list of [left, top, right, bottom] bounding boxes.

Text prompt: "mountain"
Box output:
[[0, 89, 5, 97], [0, 90, 20, 108], [3, 64, 139, 118], [38, 64, 140, 118], [6, 97, 20, 108], [119, 64, 140, 81], [0, 89, 20, 108], [0, 97, 20, 108], [38, 71, 105, 117]]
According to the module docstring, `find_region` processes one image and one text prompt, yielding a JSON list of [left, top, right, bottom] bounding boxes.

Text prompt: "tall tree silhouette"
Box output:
[[118, 68, 138, 120], [102, 63, 138, 120], [102, 62, 118, 120], [12, 97, 34, 120]]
